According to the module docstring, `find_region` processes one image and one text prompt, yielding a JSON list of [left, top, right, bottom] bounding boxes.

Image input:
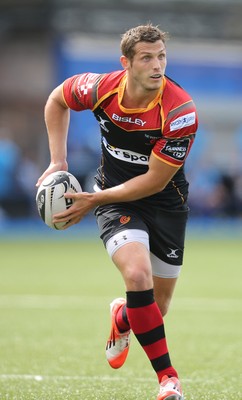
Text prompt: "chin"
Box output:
[[146, 80, 162, 91], [146, 84, 161, 92]]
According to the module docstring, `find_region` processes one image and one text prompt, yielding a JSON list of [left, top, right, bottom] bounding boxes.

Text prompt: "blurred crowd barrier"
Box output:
[[0, 34, 241, 221]]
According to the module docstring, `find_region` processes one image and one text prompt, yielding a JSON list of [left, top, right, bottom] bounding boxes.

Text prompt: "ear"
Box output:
[[120, 55, 130, 70]]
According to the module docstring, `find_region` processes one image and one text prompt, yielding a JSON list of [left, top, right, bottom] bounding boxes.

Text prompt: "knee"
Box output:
[[124, 265, 153, 291]]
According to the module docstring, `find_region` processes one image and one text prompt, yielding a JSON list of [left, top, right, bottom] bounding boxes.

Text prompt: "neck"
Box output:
[[121, 78, 161, 109], [122, 88, 159, 109]]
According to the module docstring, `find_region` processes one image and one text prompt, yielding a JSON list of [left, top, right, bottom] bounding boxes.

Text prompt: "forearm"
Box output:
[[91, 155, 179, 207], [44, 87, 70, 164], [94, 173, 163, 205], [53, 156, 179, 227]]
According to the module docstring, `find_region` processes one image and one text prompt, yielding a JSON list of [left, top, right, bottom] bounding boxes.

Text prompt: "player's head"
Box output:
[[120, 23, 168, 61]]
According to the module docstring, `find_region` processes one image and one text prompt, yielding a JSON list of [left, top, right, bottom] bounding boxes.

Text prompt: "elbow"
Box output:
[[151, 176, 170, 194], [154, 182, 167, 194], [46, 85, 68, 110], [146, 182, 167, 197]]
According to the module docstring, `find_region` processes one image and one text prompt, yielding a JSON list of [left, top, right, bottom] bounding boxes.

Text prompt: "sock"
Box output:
[[126, 289, 178, 383], [115, 304, 130, 333]]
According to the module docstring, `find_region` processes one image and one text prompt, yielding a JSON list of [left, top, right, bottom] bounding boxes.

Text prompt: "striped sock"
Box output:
[[115, 304, 130, 333], [126, 289, 178, 382]]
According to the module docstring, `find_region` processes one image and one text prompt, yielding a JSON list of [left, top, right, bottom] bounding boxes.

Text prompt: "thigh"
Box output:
[[95, 203, 149, 247], [148, 209, 187, 316], [148, 208, 189, 267], [112, 241, 153, 291], [95, 204, 153, 291]]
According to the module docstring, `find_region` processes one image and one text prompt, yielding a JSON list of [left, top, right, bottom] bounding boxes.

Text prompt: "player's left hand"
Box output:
[[52, 191, 94, 228]]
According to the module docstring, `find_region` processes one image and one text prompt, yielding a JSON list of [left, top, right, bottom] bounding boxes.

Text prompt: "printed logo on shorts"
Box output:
[[120, 216, 131, 224], [167, 248, 179, 258]]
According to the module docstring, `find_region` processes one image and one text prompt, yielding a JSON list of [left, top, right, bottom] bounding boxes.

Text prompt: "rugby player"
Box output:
[[37, 23, 198, 400]]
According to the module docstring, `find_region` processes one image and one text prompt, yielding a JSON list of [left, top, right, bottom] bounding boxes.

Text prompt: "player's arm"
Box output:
[[36, 84, 69, 186], [96, 154, 178, 203], [53, 154, 180, 228]]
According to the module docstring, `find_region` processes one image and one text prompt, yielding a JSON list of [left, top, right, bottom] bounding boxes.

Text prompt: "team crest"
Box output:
[[120, 216, 131, 224]]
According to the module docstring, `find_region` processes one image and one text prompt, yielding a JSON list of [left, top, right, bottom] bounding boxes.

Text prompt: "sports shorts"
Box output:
[[95, 202, 189, 279]]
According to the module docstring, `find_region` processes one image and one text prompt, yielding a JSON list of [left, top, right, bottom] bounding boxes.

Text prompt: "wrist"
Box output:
[[87, 190, 112, 208], [50, 160, 68, 170]]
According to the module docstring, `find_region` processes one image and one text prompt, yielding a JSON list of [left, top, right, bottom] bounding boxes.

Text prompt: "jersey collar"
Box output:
[[118, 73, 166, 113]]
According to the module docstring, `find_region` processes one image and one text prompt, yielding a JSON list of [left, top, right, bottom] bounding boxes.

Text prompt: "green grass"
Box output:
[[0, 238, 241, 399]]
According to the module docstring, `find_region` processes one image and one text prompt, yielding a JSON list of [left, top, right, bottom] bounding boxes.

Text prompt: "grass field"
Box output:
[[0, 236, 241, 399]]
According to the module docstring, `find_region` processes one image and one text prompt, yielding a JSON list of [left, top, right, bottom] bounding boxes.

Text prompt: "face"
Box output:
[[121, 40, 167, 92]]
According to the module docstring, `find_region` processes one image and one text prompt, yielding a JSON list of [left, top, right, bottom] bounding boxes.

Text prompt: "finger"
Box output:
[[36, 175, 45, 187], [53, 214, 71, 222], [53, 208, 79, 221], [64, 192, 78, 199], [61, 216, 82, 229], [36, 171, 53, 187], [64, 192, 76, 199]]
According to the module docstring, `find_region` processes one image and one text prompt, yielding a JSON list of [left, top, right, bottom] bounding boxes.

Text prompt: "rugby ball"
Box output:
[[36, 171, 82, 230]]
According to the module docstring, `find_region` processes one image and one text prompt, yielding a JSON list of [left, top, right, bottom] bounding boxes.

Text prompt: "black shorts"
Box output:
[[95, 202, 189, 266]]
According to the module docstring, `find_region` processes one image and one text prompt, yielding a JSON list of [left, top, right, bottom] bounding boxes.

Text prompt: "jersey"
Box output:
[[63, 70, 198, 210]]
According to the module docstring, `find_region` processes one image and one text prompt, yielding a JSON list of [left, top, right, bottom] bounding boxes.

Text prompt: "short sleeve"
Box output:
[[153, 102, 198, 167], [62, 73, 101, 111]]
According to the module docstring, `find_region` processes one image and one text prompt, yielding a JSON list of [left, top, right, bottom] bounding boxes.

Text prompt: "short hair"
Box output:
[[120, 23, 169, 60]]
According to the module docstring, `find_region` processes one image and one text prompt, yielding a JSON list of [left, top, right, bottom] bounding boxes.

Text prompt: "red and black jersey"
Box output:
[[63, 70, 198, 209]]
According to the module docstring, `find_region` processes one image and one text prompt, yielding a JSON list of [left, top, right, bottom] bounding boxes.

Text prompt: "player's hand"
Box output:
[[36, 161, 68, 187], [52, 191, 94, 229]]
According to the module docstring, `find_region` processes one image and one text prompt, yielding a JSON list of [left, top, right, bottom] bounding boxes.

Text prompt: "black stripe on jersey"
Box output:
[[72, 84, 84, 108], [135, 325, 166, 346], [165, 74, 183, 89], [162, 133, 196, 141], [151, 353, 172, 372], [91, 74, 106, 106], [166, 100, 195, 123]]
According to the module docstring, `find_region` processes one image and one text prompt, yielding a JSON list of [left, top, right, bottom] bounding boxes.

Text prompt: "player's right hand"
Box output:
[[36, 161, 68, 187]]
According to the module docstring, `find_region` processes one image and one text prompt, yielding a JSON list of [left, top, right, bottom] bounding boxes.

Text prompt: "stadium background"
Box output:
[[0, 4, 241, 399], [0, 0, 242, 234]]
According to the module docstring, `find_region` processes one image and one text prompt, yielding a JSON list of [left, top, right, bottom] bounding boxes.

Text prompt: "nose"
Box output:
[[153, 57, 162, 70], [154, 56, 166, 73], [153, 57, 162, 69]]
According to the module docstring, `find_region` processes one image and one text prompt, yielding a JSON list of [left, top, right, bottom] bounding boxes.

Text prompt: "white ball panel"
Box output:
[[36, 171, 82, 230]]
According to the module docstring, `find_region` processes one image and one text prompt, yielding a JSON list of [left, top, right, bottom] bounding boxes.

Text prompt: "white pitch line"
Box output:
[[0, 374, 155, 383], [171, 296, 242, 312], [0, 374, 216, 384], [0, 294, 241, 312], [0, 294, 107, 310]]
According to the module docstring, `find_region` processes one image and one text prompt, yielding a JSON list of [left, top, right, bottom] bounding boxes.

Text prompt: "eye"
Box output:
[[142, 55, 151, 61]]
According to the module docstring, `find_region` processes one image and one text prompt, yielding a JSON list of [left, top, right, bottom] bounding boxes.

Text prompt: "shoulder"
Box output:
[[63, 70, 125, 111], [163, 75, 194, 108], [162, 75, 198, 134], [94, 70, 125, 105], [99, 70, 125, 86]]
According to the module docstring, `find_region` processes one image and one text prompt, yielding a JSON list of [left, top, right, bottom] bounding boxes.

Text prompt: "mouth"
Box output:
[[150, 74, 162, 80]]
